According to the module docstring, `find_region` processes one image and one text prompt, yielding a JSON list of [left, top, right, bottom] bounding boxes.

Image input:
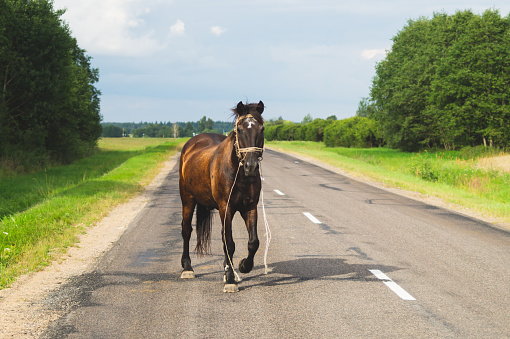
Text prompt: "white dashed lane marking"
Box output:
[[369, 269, 416, 301], [274, 189, 285, 196], [303, 212, 322, 224], [276, 183, 415, 302]]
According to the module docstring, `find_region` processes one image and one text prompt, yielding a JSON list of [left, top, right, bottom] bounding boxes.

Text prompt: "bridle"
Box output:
[[234, 114, 264, 165]]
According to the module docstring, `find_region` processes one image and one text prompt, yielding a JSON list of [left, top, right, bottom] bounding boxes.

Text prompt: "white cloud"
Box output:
[[361, 49, 387, 60], [169, 20, 186, 35], [211, 26, 227, 36], [53, 0, 165, 57]]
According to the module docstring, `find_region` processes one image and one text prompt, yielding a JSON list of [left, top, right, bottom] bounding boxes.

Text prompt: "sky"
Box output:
[[52, 0, 510, 123]]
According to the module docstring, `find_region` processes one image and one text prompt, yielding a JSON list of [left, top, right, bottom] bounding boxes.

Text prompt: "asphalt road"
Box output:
[[44, 149, 510, 338]]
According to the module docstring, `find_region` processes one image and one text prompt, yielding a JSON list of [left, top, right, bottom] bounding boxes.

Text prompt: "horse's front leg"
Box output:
[[239, 208, 259, 274], [220, 206, 238, 292]]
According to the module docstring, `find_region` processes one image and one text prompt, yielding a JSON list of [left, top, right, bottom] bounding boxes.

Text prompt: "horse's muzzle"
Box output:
[[243, 154, 260, 177]]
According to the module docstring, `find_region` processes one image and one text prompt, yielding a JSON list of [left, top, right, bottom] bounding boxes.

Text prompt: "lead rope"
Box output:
[[223, 162, 242, 283], [259, 159, 272, 275]]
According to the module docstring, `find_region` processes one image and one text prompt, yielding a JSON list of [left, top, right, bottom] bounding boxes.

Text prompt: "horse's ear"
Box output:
[[256, 100, 264, 114], [236, 101, 245, 116]]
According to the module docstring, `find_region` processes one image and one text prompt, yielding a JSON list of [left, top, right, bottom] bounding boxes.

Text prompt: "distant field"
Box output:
[[98, 137, 181, 151], [267, 141, 510, 226], [0, 138, 186, 288]]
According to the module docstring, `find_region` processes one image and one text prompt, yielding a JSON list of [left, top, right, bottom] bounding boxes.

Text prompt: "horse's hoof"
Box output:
[[223, 273, 242, 283], [223, 283, 239, 293], [239, 258, 253, 273], [181, 270, 195, 279]]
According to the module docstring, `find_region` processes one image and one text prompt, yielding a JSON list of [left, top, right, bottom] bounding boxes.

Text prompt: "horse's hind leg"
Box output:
[[180, 199, 196, 279], [239, 209, 259, 274]]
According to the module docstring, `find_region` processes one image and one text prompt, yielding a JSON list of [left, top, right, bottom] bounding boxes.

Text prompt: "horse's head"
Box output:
[[233, 101, 265, 177]]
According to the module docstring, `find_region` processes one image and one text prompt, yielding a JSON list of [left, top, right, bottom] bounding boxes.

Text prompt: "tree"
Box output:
[[0, 0, 102, 167], [369, 9, 510, 150], [183, 122, 195, 137], [356, 98, 376, 118], [302, 114, 313, 124], [197, 116, 214, 133]]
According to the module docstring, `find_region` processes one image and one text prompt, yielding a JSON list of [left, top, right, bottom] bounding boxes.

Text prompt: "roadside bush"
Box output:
[[304, 119, 332, 142], [277, 124, 299, 141], [265, 125, 282, 141], [265, 116, 382, 148], [324, 117, 383, 148], [409, 153, 438, 181]]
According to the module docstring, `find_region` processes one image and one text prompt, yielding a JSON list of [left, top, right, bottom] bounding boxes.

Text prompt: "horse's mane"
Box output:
[[231, 102, 264, 125]]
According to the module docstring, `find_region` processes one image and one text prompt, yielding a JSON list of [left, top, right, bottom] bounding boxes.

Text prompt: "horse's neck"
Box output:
[[219, 132, 240, 169]]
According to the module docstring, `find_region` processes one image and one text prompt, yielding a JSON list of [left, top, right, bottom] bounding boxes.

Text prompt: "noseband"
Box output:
[[234, 114, 264, 165]]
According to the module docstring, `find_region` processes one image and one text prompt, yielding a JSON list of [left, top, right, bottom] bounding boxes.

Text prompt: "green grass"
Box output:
[[267, 141, 510, 226], [0, 138, 186, 288]]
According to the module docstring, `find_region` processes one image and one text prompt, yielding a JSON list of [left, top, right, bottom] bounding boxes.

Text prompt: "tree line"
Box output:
[[101, 117, 234, 138], [1, 0, 102, 170], [368, 9, 510, 151], [264, 116, 383, 148]]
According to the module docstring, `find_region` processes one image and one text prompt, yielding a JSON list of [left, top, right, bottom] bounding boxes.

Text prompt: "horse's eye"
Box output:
[[261, 126, 265, 131]]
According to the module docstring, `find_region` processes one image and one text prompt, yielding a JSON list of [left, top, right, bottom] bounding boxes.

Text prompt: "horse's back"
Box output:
[[181, 133, 226, 158]]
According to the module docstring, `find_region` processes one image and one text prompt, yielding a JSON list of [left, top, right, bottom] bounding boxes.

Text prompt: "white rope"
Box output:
[[223, 162, 242, 283], [259, 160, 272, 275]]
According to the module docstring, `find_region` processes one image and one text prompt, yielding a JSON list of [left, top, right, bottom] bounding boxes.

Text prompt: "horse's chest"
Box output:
[[233, 182, 260, 208]]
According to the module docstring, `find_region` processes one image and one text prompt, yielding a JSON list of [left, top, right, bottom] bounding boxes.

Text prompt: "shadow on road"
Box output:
[[240, 256, 401, 290]]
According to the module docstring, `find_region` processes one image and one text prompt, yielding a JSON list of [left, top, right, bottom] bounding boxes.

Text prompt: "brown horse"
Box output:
[[179, 101, 265, 292]]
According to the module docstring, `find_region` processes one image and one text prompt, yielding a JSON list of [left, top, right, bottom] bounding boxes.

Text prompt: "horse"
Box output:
[[178, 100, 265, 292]]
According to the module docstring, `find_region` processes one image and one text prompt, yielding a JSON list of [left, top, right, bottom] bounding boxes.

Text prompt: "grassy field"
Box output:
[[0, 138, 185, 289], [267, 141, 510, 226]]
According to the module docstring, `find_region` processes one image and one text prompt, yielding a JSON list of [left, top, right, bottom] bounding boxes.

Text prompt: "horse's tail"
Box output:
[[195, 203, 212, 255]]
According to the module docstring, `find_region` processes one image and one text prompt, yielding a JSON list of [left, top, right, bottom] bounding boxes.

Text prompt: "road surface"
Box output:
[[43, 149, 510, 338]]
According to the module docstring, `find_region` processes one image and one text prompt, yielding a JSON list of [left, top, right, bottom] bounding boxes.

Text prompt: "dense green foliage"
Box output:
[[323, 117, 382, 147], [370, 9, 510, 151], [0, 0, 101, 170], [265, 117, 383, 148]]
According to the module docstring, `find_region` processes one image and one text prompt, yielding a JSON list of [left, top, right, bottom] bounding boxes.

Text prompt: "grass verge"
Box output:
[[0, 138, 185, 289], [267, 141, 510, 226]]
